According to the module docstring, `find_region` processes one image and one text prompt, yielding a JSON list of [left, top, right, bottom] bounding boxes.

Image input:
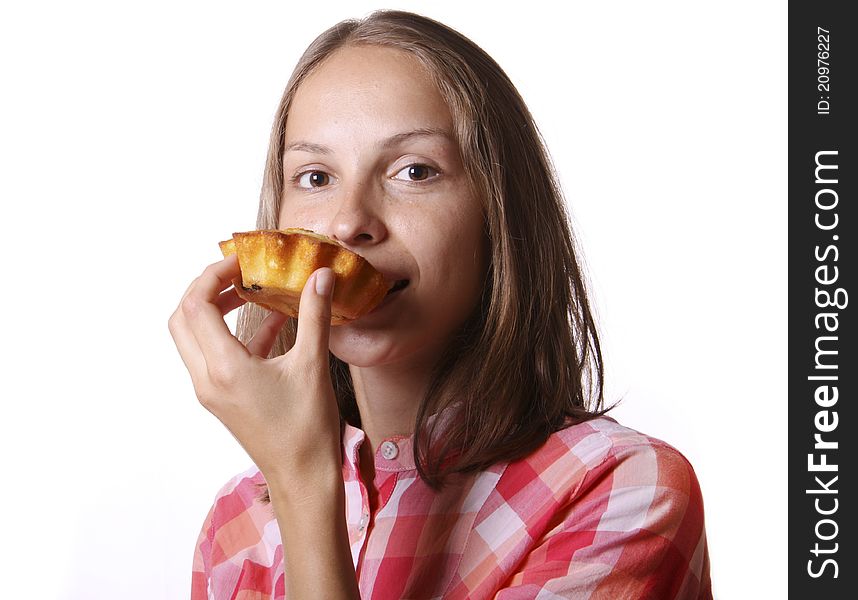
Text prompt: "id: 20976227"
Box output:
[[817, 27, 830, 115]]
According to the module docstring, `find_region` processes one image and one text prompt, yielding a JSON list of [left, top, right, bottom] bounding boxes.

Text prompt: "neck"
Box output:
[[349, 357, 433, 454], [353, 335, 457, 451], [351, 353, 436, 513]]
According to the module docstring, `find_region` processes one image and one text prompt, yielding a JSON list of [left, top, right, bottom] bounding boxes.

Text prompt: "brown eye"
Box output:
[[408, 165, 429, 180], [393, 164, 439, 182], [297, 171, 331, 188]]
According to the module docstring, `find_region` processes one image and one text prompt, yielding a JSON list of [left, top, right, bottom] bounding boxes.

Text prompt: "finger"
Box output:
[[293, 267, 334, 361], [168, 308, 207, 385], [214, 286, 246, 316], [183, 255, 249, 365], [246, 310, 289, 357], [175, 252, 238, 307], [170, 270, 210, 381]]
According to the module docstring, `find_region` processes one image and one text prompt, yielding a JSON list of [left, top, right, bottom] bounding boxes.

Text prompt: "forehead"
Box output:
[[287, 45, 453, 139]]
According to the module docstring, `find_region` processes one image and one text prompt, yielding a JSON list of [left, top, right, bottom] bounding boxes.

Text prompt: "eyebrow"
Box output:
[[283, 127, 453, 155]]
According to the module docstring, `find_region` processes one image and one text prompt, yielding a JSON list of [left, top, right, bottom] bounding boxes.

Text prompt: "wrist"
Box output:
[[263, 436, 342, 493], [268, 469, 358, 600], [267, 466, 344, 514]]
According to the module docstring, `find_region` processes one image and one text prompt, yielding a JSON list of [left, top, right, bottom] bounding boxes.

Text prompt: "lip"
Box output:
[[372, 266, 411, 296], [385, 278, 409, 294], [368, 277, 409, 314], [376, 269, 409, 287]]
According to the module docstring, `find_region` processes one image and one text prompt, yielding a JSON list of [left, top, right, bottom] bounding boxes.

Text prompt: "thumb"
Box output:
[[294, 267, 335, 359]]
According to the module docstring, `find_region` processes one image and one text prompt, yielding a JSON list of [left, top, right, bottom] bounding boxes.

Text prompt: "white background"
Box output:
[[0, 1, 785, 598]]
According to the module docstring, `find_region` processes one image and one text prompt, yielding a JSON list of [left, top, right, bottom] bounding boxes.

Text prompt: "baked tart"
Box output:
[[219, 228, 388, 325]]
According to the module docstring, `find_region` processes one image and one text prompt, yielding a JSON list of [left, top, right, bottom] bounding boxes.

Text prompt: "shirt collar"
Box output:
[[341, 402, 459, 474], [342, 421, 416, 472]]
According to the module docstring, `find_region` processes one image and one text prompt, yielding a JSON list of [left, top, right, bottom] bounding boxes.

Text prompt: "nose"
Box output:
[[325, 181, 388, 248]]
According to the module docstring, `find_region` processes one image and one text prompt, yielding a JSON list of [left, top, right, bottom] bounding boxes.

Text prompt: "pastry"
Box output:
[[219, 228, 388, 324]]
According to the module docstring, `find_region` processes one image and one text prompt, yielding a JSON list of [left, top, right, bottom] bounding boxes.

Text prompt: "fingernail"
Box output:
[[314, 268, 334, 297]]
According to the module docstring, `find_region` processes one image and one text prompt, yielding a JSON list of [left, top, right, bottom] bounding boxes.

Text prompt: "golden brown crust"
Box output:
[[219, 229, 388, 325]]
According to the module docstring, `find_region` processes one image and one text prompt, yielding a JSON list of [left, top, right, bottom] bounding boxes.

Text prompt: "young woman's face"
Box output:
[[278, 45, 488, 369]]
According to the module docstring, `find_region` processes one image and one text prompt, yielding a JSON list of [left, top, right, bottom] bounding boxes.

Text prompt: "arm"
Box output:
[[269, 476, 357, 598], [170, 257, 359, 599], [494, 442, 711, 600]]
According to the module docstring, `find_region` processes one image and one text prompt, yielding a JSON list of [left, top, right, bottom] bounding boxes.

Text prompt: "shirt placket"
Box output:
[[352, 436, 413, 578]]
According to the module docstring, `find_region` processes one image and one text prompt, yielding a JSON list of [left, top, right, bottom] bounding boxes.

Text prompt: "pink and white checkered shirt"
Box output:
[[191, 416, 711, 599]]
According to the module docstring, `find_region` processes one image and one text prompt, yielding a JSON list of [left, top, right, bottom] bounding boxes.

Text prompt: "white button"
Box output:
[[380, 440, 399, 460], [358, 512, 369, 532]]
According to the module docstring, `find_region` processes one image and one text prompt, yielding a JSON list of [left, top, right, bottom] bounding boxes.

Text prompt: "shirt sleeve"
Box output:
[[493, 440, 712, 600], [190, 468, 261, 600], [191, 501, 216, 600]]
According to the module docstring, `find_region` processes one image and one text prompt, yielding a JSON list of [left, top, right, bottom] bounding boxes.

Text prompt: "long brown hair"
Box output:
[[238, 9, 608, 491]]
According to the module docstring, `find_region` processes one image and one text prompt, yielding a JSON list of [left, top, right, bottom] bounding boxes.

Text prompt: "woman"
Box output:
[[169, 10, 712, 599]]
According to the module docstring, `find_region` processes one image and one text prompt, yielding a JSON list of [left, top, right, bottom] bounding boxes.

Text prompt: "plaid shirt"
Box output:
[[192, 416, 711, 599]]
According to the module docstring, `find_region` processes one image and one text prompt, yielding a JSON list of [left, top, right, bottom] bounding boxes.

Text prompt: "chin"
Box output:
[[329, 328, 406, 368], [329, 325, 446, 369]]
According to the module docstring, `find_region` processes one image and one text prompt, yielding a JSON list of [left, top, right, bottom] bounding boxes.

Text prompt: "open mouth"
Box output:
[[386, 279, 409, 296]]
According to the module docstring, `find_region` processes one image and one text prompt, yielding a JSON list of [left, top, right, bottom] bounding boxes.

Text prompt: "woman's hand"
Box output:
[[168, 255, 342, 490], [170, 255, 360, 598]]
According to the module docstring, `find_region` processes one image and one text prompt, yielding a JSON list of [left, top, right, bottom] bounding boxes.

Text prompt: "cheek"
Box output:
[[277, 205, 323, 231], [444, 203, 485, 273], [416, 213, 486, 298]]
